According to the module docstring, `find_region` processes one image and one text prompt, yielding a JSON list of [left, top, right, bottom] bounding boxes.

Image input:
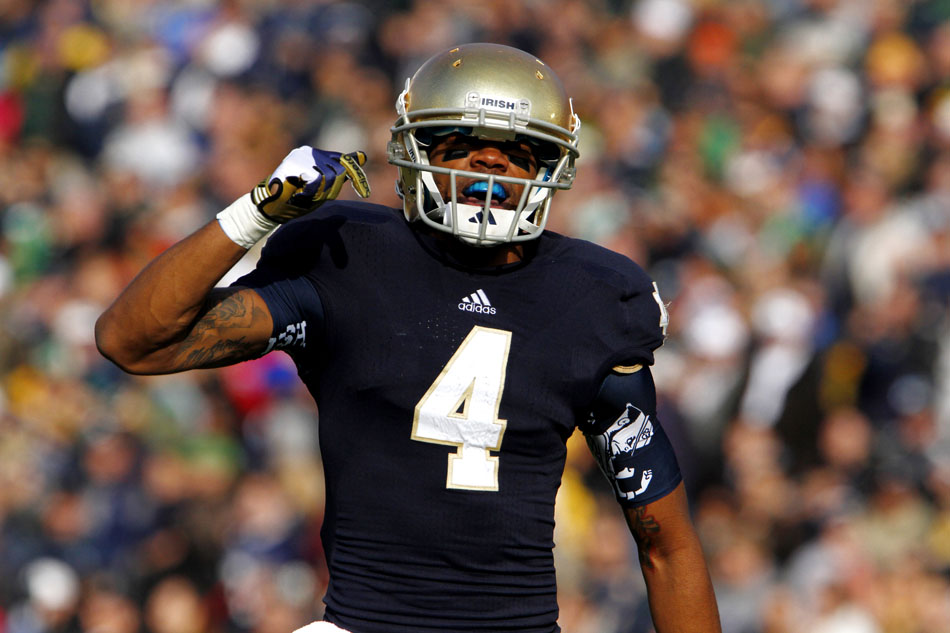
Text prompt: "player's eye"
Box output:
[[509, 154, 532, 171], [443, 148, 470, 161]]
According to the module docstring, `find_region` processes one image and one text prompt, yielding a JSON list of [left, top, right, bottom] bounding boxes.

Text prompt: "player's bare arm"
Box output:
[[96, 147, 369, 375], [585, 364, 721, 632], [95, 221, 274, 374], [626, 483, 721, 633]]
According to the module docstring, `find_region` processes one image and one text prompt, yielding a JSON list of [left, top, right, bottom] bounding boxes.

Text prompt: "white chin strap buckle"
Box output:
[[442, 202, 518, 243]]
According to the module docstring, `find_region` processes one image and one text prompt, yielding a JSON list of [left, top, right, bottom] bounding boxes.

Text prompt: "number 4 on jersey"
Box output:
[[412, 326, 511, 491]]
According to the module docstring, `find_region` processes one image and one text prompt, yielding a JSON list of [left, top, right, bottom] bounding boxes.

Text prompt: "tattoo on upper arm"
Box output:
[[629, 506, 661, 570], [205, 291, 252, 322], [175, 290, 270, 369]]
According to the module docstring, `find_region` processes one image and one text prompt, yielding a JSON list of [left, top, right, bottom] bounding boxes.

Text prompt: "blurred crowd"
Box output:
[[1, 0, 949, 632]]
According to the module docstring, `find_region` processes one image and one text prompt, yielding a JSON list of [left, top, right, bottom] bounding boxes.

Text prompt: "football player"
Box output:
[[96, 43, 721, 633]]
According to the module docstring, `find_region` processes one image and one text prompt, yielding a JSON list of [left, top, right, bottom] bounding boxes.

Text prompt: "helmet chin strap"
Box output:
[[442, 203, 517, 245]]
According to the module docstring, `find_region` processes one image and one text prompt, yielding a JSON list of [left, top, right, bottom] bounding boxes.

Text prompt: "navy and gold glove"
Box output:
[[252, 147, 371, 222], [217, 147, 371, 249]]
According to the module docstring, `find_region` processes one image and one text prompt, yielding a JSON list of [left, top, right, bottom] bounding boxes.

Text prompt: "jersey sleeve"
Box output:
[[229, 224, 326, 356], [574, 242, 669, 373], [613, 276, 668, 368], [581, 366, 681, 508]]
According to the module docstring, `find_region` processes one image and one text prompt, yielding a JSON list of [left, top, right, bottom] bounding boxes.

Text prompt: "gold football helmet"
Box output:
[[388, 43, 581, 246]]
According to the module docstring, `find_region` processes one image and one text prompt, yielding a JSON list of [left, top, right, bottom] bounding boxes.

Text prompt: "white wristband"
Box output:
[[216, 192, 278, 249]]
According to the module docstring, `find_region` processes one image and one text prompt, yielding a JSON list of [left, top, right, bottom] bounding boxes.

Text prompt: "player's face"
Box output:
[[427, 134, 540, 210]]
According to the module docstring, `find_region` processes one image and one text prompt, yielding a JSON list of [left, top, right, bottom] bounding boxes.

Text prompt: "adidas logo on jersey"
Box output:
[[458, 289, 496, 315]]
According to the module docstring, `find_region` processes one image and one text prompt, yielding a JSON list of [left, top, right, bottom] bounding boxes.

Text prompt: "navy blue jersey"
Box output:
[[234, 201, 669, 632]]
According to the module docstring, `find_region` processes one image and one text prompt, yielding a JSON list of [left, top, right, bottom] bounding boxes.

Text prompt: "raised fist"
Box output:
[[251, 147, 371, 223]]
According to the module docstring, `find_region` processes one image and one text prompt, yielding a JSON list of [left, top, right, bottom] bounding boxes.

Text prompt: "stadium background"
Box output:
[[1, 0, 949, 631]]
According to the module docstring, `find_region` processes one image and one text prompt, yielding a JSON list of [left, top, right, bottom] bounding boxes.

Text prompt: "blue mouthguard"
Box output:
[[463, 181, 508, 201]]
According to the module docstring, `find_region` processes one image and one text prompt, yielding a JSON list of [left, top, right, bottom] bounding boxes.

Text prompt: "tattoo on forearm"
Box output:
[[175, 291, 268, 368], [631, 506, 661, 570]]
